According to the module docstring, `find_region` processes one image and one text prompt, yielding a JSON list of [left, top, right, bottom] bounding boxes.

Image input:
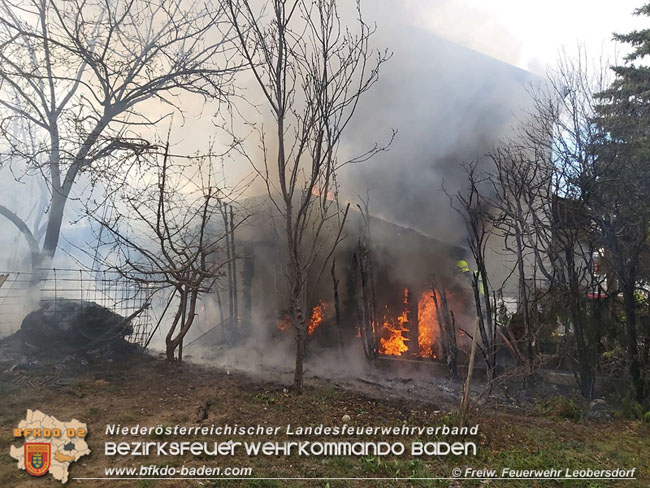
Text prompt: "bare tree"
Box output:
[[487, 51, 614, 398], [430, 274, 458, 379], [356, 195, 379, 361], [226, 0, 392, 392], [91, 142, 238, 362], [447, 162, 498, 382], [488, 147, 540, 378], [0, 0, 238, 278]]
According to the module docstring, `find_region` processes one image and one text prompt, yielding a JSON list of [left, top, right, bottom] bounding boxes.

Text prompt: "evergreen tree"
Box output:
[[594, 3, 650, 403]]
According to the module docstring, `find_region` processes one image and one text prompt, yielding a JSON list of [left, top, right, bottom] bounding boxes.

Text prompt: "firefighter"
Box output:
[[456, 259, 484, 295], [456, 259, 470, 274], [456, 259, 486, 315]]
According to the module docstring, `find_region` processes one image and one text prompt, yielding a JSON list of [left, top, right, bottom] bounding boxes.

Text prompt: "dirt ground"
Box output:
[[0, 352, 648, 487]]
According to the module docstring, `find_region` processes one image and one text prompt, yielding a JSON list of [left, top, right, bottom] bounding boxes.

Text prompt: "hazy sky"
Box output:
[[370, 0, 646, 75], [168, 0, 649, 192]]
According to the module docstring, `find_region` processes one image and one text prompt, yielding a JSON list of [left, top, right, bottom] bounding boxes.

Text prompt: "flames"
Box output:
[[307, 301, 326, 335], [378, 288, 441, 358], [379, 289, 410, 356], [276, 301, 328, 335], [416, 291, 440, 359], [311, 185, 335, 201], [277, 313, 292, 331], [274, 287, 442, 359]]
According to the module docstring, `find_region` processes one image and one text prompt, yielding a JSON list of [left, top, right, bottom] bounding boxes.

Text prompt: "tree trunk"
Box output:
[[294, 328, 306, 393], [476, 263, 496, 381], [25, 189, 69, 284], [563, 246, 595, 398], [622, 280, 644, 401], [514, 225, 534, 378], [223, 207, 234, 334], [242, 246, 254, 328], [358, 243, 377, 360], [167, 295, 198, 362], [460, 316, 480, 427], [230, 205, 238, 329], [40, 191, 66, 265], [166, 290, 186, 361], [572, 307, 594, 398], [178, 296, 187, 363], [432, 281, 457, 380], [292, 293, 307, 394], [166, 339, 176, 361], [288, 231, 307, 394], [165, 287, 199, 362], [331, 259, 344, 361]]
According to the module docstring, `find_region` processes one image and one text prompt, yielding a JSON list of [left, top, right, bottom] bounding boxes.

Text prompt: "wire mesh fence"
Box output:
[[0, 268, 153, 348]]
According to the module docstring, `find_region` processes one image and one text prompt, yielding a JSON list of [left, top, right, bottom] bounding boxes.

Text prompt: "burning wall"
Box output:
[[272, 282, 467, 365], [375, 288, 463, 360], [274, 287, 446, 361], [183, 192, 475, 368], [249, 205, 473, 361], [377, 289, 439, 358]]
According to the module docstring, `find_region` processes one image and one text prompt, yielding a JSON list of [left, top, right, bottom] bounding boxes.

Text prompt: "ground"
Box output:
[[0, 353, 648, 487]]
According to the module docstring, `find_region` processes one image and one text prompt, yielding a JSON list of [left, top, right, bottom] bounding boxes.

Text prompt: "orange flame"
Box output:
[[377, 288, 441, 358], [379, 289, 410, 356], [277, 302, 328, 335], [307, 301, 327, 335], [277, 313, 292, 331], [417, 290, 441, 359], [311, 185, 335, 201]]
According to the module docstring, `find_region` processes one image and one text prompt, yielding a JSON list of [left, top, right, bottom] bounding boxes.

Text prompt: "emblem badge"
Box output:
[[24, 443, 51, 476]]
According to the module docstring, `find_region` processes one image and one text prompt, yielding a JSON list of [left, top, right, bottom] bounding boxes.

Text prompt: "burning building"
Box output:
[[187, 202, 475, 366], [184, 33, 543, 369]]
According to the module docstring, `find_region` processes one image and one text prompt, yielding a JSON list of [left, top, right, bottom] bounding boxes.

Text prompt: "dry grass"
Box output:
[[0, 354, 648, 487]]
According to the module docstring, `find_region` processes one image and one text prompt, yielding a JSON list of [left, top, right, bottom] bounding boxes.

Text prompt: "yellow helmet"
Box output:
[[456, 260, 470, 273]]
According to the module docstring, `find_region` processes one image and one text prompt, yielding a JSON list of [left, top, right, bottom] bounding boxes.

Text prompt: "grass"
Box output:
[[0, 354, 648, 487], [535, 395, 585, 421]]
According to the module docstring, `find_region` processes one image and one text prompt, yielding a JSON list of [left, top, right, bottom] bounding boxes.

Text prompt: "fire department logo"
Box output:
[[10, 409, 91, 484], [25, 443, 51, 476]]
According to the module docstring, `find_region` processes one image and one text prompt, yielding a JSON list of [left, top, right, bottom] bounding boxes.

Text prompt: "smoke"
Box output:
[[172, 1, 543, 382], [0, 0, 542, 382], [335, 3, 541, 245], [187, 331, 373, 382], [360, 0, 525, 69]]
